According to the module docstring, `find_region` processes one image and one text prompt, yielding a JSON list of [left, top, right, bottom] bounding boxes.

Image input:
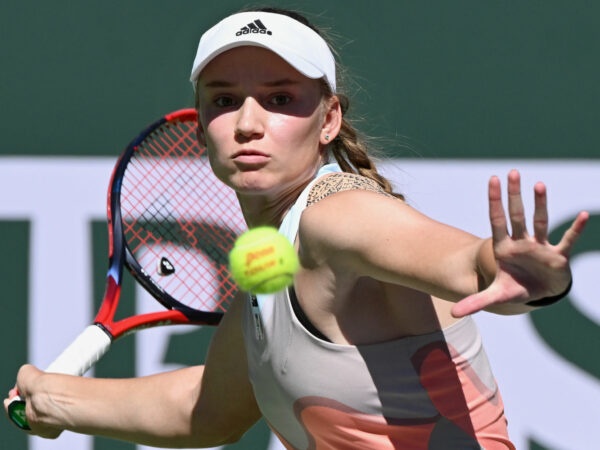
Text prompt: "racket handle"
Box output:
[[7, 325, 112, 430]]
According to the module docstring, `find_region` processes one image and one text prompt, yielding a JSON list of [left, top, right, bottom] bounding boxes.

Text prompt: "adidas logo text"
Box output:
[[236, 19, 272, 36]]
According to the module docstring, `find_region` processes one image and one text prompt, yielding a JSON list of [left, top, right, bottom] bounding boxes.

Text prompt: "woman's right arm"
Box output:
[[5, 293, 262, 447]]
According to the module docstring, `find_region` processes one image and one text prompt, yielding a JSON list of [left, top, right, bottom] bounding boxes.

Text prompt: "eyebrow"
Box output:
[[202, 78, 301, 89]]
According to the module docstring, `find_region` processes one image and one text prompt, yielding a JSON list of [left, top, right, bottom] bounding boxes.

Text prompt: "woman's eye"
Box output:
[[214, 96, 235, 107], [269, 94, 292, 106]]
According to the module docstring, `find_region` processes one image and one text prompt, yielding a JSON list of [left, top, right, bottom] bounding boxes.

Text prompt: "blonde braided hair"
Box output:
[[325, 90, 404, 200]]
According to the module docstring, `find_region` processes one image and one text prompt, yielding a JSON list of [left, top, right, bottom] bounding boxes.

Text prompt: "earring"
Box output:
[[325, 134, 330, 141]]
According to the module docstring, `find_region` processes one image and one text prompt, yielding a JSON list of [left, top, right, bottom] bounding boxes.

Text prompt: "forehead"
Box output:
[[198, 46, 311, 85]]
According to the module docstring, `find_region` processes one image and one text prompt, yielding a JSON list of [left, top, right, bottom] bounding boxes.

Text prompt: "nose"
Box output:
[[234, 97, 265, 141]]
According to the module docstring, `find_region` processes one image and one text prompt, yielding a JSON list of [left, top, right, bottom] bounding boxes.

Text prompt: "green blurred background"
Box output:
[[2, 0, 598, 159]]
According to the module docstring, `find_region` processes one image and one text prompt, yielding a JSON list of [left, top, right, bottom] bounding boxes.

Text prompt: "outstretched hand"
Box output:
[[452, 170, 589, 318]]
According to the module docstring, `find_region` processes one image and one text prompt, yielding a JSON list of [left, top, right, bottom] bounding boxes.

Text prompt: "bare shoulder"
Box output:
[[303, 172, 410, 235], [307, 172, 397, 207], [299, 173, 412, 265]]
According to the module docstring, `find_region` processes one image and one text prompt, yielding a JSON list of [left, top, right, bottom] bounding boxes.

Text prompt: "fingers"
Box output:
[[488, 175, 508, 243], [4, 387, 20, 424], [507, 169, 528, 238], [532, 182, 549, 242], [556, 210, 590, 256], [451, 291, 496, 318], [3, 390, 14, 409], [3, 388, 18, 416], [491, 170, 557, 243], [489, 170, 531, 242]]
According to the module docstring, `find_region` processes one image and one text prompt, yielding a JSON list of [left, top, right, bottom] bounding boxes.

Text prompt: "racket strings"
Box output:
[[119, 118, 245, 314]]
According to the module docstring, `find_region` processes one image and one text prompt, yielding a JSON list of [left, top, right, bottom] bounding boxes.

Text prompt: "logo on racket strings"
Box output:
[[157, 257, 175, 276]]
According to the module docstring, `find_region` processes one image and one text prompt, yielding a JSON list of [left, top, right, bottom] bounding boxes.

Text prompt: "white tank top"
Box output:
[[242, 164, 515, 450]]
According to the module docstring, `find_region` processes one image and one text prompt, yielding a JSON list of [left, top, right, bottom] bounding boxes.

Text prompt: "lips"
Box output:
[[232, 149, 270, 165]]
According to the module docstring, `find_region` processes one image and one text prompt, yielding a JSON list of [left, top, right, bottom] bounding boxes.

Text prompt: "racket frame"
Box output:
[[8, 109, 237, 430]]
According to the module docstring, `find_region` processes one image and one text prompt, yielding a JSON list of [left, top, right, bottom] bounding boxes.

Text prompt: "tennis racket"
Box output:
[[8, 108, 246, 430]]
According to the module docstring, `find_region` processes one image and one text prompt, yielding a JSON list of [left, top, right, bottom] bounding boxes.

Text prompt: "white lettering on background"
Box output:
[[1, 158, 598, 450]]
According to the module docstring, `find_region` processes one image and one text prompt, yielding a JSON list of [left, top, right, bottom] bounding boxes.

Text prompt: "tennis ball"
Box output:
[[229, 226, 299, 294]]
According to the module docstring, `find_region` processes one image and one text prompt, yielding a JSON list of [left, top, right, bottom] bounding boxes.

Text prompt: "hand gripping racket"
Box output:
[[8, 108, 246, 430]]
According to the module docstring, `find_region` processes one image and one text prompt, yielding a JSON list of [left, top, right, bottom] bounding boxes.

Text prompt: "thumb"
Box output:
[[451, 291, 498, 318]]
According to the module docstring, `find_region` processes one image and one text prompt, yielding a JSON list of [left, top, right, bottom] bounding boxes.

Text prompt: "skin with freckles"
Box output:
[[4, 9, 589, 449], [195, 47, 336, 227]]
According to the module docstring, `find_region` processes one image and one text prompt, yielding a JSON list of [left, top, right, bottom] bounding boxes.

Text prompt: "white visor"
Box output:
[[190, 11, 336, 92]]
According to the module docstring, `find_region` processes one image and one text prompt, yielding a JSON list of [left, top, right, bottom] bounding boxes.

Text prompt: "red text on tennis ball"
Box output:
[[229, 227, 299, 294]]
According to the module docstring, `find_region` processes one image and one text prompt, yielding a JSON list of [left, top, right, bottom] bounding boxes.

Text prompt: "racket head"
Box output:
[[103, 109, 245, 332], [7, 110, 246, 432]]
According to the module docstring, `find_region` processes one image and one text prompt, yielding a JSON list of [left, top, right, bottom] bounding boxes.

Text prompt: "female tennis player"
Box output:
[[5, 7, 588, 449]]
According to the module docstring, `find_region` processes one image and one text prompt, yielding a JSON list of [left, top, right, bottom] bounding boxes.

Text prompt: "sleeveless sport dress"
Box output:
[[242, 164, 515, 450]]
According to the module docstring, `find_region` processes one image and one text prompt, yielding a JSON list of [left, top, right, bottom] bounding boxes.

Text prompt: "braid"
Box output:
[[329, 94, 404, 200]]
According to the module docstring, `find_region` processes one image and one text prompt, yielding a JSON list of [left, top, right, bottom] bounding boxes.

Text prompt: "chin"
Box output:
[[229, 171, 274, 194]]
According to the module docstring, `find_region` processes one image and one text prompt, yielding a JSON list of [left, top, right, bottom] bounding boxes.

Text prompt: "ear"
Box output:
[[320, 96, 342, 146]]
